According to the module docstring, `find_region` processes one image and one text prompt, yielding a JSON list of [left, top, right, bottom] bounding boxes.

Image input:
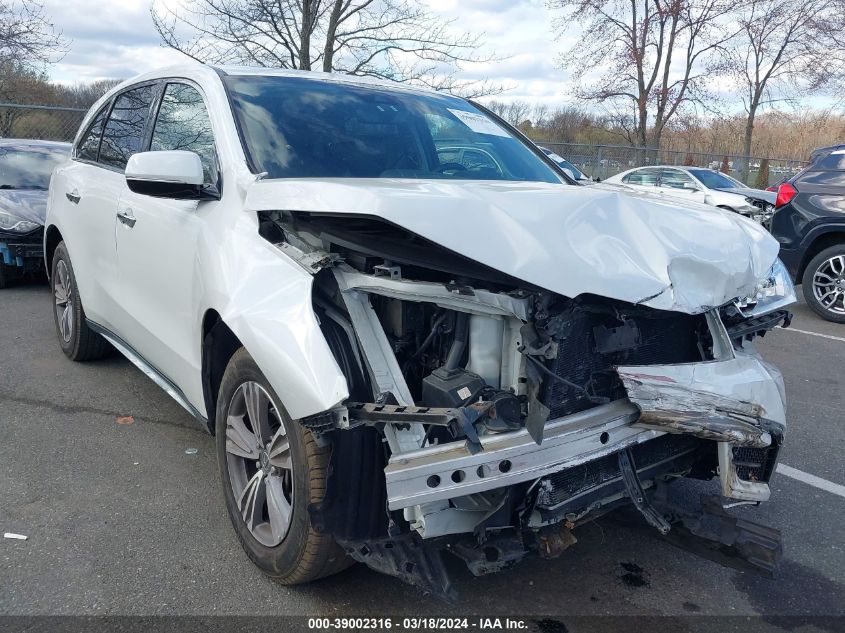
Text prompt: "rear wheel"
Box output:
[[216, 348, 350, 583], [802, 244, 845, 323], [51, 242, 112, 360]]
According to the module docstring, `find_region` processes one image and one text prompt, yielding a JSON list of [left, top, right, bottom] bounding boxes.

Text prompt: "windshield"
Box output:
[[0, 146, 68, 190], [223, 75, 563, 183], [688, 169, 745, 190]]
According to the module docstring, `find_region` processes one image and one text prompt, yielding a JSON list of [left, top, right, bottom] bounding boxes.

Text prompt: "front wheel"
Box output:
[[802, 245, 845, 323], [216, 348, 350, 583]]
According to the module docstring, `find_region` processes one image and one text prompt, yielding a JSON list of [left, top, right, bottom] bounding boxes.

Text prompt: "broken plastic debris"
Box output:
[[116, 415, 134, 425], [4, 533, 27, 540], [185, 448, 198, 455]]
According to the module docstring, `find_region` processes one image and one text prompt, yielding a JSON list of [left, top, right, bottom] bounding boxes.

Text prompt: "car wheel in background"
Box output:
[[802, 244, 845, 324], [216, 348, 350, 583], [51, 241, 113, 360]]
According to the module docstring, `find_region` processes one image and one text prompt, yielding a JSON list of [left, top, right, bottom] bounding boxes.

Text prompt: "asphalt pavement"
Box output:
[[1, 279, 843, 627]]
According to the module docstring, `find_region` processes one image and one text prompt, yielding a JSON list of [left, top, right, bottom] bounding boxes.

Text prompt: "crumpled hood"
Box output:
[[245, 179, 779, 314], [0, 189, 48, 226]]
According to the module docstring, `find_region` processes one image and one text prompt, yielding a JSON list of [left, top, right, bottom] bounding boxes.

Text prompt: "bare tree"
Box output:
[[151, 0, 501, 97], [485, 99, 535, 126], [548, 0, 738, 150], [726, 0, 845, 180], [59, 79, 124, 108], [0, 0, 65, 66]]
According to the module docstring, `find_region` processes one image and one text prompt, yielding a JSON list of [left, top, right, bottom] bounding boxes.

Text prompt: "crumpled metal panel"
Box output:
[[617, 351, 787, 447], [245, 178, 779, 314]]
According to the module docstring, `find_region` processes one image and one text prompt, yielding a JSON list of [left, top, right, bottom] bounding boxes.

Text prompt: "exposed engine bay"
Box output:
[[259, 209, 792, 599]]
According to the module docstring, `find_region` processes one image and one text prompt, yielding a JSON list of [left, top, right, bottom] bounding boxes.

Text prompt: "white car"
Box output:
[[538, 147, 592, 182], [604, 166, 776, 223], [45, 64, 795, 597]]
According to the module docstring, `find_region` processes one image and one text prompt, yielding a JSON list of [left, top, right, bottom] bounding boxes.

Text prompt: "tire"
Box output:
[[801, 244, 845, 324], [216, 348, 350, 583], [0, 261, 7, 289], [51, 242, 113, 360]]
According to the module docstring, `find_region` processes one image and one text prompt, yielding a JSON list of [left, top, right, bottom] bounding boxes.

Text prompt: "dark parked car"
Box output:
[[770, 143, 845, 322], [0, 139, 70, 288]]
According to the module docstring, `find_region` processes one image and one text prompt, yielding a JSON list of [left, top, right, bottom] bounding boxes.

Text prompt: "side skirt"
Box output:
[[87, 319, 209, 429]]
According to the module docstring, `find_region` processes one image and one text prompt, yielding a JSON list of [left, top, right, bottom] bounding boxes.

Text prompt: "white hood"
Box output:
[[245, 179, 779, 314]]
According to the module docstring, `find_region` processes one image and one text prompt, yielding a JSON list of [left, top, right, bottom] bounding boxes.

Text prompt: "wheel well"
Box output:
[[798, 232, 845, 279], [201, 310, 243, 434], [44, 225, 63, 279]]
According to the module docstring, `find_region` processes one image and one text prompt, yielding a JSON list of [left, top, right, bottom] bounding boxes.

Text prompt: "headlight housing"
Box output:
[[0, 210, 40, 233], [734, 258, 796, 317]]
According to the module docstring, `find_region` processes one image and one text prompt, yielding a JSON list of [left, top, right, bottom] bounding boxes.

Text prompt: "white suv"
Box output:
[[46, 64, 795, 597]]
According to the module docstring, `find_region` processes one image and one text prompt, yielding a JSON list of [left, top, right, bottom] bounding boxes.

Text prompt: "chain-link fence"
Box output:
[[536, 141, 805, 187], [1, 103, 805, 187], [0, 103, 86, 143]]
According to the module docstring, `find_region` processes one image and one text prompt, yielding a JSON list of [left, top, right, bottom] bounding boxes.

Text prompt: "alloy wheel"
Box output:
[[224, 381, 294, 547], [54, 259, 74, 342], [811, 255, 845, 316]]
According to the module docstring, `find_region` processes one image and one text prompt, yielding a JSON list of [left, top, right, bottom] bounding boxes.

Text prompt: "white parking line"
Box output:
[[776, 326, 845, 342], [776, 464, 845, 499]]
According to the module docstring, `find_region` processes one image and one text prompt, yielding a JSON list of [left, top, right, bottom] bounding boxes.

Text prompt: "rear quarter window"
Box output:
[[797, 170, 845, 187], [815, 151, 845, 171]]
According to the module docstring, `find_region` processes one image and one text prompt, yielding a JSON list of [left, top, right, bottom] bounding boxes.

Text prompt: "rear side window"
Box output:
[[150, 83, 217, 184], [99, 84, 155, 170], [75, 105, 108, 162], [659, 169, 695, 189], [622, 168, 660, 186], [815, 150, 845, 171], [797, 171, 845, 187]]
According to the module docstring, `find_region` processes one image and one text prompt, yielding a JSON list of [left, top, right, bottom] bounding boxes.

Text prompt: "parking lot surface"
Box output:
[[1, 280, 843, 624]]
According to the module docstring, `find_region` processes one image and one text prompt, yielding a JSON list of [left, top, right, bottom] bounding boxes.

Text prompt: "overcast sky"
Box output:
[[43, 0, 581, 106]]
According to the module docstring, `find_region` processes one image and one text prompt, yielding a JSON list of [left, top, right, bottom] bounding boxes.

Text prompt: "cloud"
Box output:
[[43, 0, 577, 102]]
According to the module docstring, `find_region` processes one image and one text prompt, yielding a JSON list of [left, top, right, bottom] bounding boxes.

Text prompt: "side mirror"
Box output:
[[125, 151, 218, 200], [683, 181, 699, 191]]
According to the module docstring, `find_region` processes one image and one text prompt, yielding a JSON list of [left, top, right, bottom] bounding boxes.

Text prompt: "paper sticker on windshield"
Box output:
[[447, 109, 510, 138]]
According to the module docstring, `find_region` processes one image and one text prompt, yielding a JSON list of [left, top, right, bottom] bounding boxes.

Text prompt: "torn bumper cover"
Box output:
[[618, 353, 786, 501]]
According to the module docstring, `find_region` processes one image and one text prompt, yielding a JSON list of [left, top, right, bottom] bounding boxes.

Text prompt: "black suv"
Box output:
[[770, 144, 845, 323]]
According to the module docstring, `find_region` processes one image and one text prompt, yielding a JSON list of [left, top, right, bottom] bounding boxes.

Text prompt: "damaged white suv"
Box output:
[[45, 64, 796, 597]]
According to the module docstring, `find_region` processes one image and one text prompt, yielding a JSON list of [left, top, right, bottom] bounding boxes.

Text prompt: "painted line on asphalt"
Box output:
[[776, 326, 845, 343], [776, 464, 845, 499]]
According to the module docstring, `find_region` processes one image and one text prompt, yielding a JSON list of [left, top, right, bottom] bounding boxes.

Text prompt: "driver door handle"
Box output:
[[66, 189, 81, 204], [116, 209, 136, 228]]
